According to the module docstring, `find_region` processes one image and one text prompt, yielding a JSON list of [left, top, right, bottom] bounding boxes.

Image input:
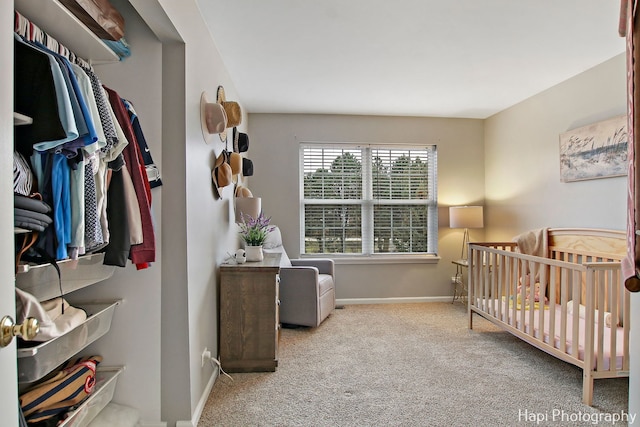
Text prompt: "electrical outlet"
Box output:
[[201, 347, 211, 367]]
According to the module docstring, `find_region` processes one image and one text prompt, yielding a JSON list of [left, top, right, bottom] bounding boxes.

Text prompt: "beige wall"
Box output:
[[484, 52, 639, 419], [484, 53, 627, 239], [248, 114, 485, 300], [247, 52, 626, 302], [248, 53, 638, 415], [6, 0, 636, 423]]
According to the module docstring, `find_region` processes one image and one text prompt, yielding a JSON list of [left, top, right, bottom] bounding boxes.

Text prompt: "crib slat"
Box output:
[[607, 269, 617, 372], [496, 253, 504, 321], [491, 252, 498, 317], [484, 252, 491, 315], [537, 261, 547, 341], [572, 271, 581, 360], [596, 269, 605, 371], [527, 260, 535, 337], [503, 255, 511, 325], [548, 265, 557, 349], [560, 269, 568, 354], [510, 257, 518, 327], [468, 249, 475, 330], [519, 258, 526, 332], [623, 289, 630, 371], [583, 270, 595, 391]]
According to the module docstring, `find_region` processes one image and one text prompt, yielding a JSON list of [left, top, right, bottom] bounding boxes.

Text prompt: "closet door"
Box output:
[[0, 0, 19, 425]]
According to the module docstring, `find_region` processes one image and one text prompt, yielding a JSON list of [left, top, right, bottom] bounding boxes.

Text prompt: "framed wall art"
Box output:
[[559, 115, 628, 182]]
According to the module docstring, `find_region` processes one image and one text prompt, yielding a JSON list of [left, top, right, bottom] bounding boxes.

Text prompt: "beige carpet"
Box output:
[[199, 303, 629, 426]]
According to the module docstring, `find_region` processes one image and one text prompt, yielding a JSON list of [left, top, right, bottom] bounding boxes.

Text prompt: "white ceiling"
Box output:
[[197, 0, 626, 119]]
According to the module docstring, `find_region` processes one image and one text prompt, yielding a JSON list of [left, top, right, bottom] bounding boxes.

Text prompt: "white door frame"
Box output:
[[1, 1, 19, 426]]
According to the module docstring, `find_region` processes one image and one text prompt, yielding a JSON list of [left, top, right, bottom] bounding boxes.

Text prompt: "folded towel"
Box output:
[[566, 300, 613, 328], [14, 194, 51, 214], [14, 208, 53, 232], [14, 216, 50, 232], [15, 288, 87, 342]]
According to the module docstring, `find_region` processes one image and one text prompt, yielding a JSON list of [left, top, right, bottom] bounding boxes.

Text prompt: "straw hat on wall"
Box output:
[[216, 85, 242, 142], [200, 91, 227, 144]]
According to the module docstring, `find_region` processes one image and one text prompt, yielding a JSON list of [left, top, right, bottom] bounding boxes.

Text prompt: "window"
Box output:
[[300, 143, 438, 256]]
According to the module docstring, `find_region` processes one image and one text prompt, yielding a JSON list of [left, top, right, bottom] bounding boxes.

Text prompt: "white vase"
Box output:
[[245, 245, 264, 262]]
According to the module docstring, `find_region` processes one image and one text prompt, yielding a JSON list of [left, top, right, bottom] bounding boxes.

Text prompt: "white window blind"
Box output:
[[300, 143, 438, 256]]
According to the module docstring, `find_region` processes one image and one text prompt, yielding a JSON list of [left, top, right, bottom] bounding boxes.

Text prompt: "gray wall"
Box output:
[[248, 114, 485, 301], [73, 1, 165, 420]]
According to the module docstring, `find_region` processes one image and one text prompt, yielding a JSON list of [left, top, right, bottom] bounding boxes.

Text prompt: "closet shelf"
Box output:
[[16, 253, 116, 302], [17, 301, 121, 383], [59, 366, 124, 427], [15, 0, 119, 64], [13, 112, 33, 126]]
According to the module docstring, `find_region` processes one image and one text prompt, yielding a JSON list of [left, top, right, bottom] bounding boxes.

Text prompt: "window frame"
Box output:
[[299, 142, 439, 261]]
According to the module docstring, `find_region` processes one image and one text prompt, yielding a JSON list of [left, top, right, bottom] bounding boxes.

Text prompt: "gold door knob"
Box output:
[[0, 316, 39, 347]]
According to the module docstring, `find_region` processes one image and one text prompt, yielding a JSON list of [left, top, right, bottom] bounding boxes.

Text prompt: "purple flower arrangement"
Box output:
[[239, 212, 274, 246]]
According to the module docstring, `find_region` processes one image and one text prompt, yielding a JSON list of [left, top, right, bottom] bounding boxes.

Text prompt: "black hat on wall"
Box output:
[[242, 158, 254, 177], [233, 127, 249, 153]]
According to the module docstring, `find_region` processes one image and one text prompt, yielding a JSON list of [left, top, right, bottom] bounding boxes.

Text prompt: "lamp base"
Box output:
[[460, 228, 470, 260]]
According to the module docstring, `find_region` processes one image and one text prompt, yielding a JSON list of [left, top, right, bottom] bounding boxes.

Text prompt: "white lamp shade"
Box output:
[[449, 206, 483, 229], [235, 197, 262, 223]]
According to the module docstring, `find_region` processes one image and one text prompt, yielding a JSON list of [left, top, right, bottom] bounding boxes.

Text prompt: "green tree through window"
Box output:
[[301, 144, 438, 256]]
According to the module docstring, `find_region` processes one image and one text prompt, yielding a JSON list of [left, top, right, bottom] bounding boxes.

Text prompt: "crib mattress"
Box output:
[[475, 298, 625, 371]]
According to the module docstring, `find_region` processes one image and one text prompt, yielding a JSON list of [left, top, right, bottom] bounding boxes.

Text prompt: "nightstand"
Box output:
[[219, 252, 281, 372], [451, 259, 468, 303]]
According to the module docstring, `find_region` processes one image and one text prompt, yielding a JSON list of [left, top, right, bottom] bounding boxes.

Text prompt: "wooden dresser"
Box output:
[[219, 252, 281, 372]]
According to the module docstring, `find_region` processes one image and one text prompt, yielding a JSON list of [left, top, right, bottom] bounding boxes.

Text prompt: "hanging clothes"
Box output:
[[14, 34, 68, 157], [102, 166, 131, 267], [123, 100, 162, 189], [13, 13, 156, 269], [84, 153, 105, 253], [80, 65, 119, 155], [104, 86, 155, 268], [32, 41, 98, 156]]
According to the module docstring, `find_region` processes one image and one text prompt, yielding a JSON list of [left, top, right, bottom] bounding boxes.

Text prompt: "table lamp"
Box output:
[[235, 197, 261, 223], [449, 205, 484, 260]]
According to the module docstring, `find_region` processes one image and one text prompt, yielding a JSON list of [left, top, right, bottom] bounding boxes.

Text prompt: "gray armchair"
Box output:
[[262, 227, 335, 327], [279, 258, 336, 327]]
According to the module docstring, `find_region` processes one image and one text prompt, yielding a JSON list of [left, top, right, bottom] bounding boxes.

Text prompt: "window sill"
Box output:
[[299, 254, 440, 265]]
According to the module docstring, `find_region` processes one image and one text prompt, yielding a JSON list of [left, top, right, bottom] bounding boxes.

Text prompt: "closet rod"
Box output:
[[14, 10, 92, 69]]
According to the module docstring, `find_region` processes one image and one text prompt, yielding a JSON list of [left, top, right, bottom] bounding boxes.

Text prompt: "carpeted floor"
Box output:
[[199, 303, 630, 426]]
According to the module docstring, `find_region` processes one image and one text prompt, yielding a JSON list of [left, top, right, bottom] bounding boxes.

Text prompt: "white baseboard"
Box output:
[[336, 296, 453, 305], [137, 422, 167, 427], [175, 367, 218, 427]]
